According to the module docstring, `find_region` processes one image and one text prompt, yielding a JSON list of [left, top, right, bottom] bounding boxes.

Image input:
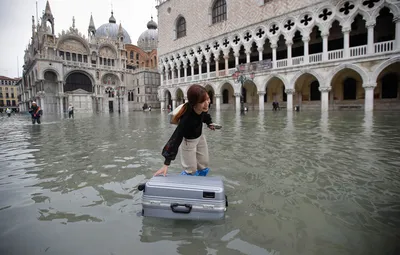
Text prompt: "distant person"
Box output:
[[29, 101, 42, 124], [6, 108, 11, 117], [68, 104, 74, 118]]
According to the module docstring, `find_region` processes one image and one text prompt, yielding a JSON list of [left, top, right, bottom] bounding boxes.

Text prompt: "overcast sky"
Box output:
[[0, 0, 159, 78]]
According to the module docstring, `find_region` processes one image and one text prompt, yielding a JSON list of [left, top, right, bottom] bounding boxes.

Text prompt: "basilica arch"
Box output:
[[64, 71, 93, 93]]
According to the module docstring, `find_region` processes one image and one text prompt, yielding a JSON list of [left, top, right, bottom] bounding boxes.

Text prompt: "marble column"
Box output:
[[285, 89, 294, 111], [198, 58, 202, 78], [343, 28, 350, 58], [59, 96, 64, 116], [258, 47, 263, 61], [258, 91, 265, 111], [172, 98, 177, 110], [215, 94, 221, 111], [303, 36, 310, 64], [224, 55, 229, 75], [367, 23, 375, 54], [319, 87, 331, 112], [322, 33, 329, 61], [160, 99, 165, 112], [235, 93, 241, 112], [363, 83, 376, 111], [183, 63, 188, 82], [214, 55, 220, 77], [286, 40, 293, 66], [246, 50, 251, 63], [206, 60, 210, 79], [234, 53, 239, 66], [271, 43, 277, 69], [395, 18, 400, 50], [160, 70, 164, 86]]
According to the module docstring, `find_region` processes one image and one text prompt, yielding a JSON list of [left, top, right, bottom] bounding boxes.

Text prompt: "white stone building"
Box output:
[[19, 1, 160, 115], [156, 0, 400, 111]]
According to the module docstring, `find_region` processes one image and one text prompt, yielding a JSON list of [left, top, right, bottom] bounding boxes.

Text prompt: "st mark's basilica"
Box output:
[[19, 1, 160, 114]]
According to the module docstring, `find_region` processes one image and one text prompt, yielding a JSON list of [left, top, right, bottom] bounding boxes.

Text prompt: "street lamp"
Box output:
[[232, 66, 255, 113]]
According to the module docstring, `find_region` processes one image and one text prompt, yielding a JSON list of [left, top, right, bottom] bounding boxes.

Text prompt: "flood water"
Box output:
[[0, 110, 399, 255]]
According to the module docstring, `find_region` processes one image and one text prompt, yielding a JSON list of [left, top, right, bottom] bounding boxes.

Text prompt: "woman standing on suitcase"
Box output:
[[154, 84, 217, 177]]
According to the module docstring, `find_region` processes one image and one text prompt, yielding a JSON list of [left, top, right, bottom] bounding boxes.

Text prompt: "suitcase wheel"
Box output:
[[138, 183, 146, 191]]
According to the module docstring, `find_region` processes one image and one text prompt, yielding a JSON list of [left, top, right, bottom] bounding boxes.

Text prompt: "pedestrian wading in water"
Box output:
[[154, 84, 218, 177]]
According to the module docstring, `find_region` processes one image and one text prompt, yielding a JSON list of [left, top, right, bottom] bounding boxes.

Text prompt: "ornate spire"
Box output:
[[45, 0, 52, 16], [88, 13, 96, 38], [147, 16, 158, 29], [41, 0, 54, 34], [72, 16, 75, 28], [89, 13, 95, 29], [109, 11, 116, 23], [118, 22, 123, 36], [31, 15, 35, 38]]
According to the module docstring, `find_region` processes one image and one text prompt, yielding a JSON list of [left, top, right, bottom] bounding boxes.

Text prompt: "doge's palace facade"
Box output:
[[157, 0, 400, 112]]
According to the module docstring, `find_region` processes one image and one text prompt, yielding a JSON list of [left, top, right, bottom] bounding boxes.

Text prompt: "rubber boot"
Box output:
[[180, 168, 209, 176], [194, 168, 209, 176]]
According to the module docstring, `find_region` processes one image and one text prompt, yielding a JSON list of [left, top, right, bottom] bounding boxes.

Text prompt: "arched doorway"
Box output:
[[65, 72, 93, 93], [294, 73, 320, 109], [205, 84, 215, 109], [43, 71, 58, 114], [176, 88, 184, 105], [375, 61, 400, 109], [330, 68, 363, 109], [265, 77, 286, 109], [242, 80, 257, 110], [220, 82, 234, 110], [64, 72, 93, 113], [164, 90, 172, 110]]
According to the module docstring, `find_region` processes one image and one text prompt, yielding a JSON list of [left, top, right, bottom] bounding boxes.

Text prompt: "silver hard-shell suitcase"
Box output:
[[138, 175, 228, 220]]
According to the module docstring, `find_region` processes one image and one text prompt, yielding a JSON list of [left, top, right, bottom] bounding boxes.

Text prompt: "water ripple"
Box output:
[[0, 112, 400, 254]]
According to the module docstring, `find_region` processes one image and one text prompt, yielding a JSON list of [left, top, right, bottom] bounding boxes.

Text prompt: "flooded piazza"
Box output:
[[0, 110, 399, 255]]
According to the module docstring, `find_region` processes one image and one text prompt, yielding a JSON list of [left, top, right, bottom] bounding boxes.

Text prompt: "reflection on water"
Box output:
[[0, 111, 400, 255]]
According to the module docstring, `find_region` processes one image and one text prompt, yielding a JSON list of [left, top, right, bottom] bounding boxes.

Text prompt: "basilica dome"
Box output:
[[95, 12, 132, 44], [137, 17, 158, 52]]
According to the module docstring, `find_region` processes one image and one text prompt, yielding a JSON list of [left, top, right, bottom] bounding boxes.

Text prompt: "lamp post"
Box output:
[[232, 66, 255, 113]]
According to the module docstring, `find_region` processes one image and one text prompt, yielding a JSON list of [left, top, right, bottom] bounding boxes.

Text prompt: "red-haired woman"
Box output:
[[154, 84, 217, 177]]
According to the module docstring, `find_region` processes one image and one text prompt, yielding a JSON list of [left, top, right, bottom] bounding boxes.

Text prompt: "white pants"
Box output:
[[180, 134, 209, 173]]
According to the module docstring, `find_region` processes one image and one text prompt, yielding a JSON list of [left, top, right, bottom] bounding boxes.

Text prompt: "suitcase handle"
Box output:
[[170, 203, 192, 214]]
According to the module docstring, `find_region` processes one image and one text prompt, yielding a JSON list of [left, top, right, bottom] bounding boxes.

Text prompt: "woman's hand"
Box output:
[[208, 124, 216, 130], [154, 165, 168, 176]]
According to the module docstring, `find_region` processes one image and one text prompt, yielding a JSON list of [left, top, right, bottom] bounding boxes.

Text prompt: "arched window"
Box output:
[[176, 17, 186, 39], [212, 0, 227, 24], [130, 51, 134, 59]]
